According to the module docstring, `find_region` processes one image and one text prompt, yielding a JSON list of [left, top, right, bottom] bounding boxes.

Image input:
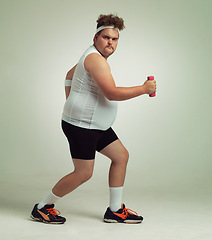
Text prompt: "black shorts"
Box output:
[[61, 120, 119, 160]]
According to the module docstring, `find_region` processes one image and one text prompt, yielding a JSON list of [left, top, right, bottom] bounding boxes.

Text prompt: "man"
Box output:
[[31, 14, 156, 224]]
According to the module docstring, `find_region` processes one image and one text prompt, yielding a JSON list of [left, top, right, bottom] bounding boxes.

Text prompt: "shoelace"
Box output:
[[46, 208, 61, 218], [123, 207, 138, 217]]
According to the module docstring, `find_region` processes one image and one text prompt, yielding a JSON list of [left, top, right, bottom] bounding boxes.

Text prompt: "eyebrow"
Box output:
[[102, 34, 119, 40]]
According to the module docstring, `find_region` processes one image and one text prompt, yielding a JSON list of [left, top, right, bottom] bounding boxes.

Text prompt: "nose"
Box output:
[[108, 38, 112, 44]]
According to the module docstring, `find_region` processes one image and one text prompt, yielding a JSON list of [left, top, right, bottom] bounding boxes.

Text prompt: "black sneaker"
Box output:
[[30, 204, 66, 224], [104, 203, 143, 224]]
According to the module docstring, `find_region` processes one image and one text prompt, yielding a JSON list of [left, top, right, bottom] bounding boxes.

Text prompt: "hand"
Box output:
[[143, 80, 156, 95]]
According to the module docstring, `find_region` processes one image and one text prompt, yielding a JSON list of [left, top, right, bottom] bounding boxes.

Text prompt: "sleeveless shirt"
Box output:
[[62, 45, 118, 130]]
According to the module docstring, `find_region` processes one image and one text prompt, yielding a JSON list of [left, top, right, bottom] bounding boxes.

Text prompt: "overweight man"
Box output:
[[31, 14, 156, 224]]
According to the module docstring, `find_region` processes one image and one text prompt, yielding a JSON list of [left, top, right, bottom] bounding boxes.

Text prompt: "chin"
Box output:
[[106, 49, 114, 56]]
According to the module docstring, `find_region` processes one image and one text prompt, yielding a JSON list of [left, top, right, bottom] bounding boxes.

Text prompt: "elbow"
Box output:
[[107, 96, 118, 101], [105, 91, 117, 101], [104, 88, 122, 101], [106, 95, 114, 101], [101, 87, 119, 101]]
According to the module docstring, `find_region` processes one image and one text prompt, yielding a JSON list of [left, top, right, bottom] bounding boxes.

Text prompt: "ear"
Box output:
[[93, 33, 98, 43]]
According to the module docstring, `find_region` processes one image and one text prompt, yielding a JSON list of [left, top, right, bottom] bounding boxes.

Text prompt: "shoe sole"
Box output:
[[30, 215, 65, 224], [104, 218, 142, 224]]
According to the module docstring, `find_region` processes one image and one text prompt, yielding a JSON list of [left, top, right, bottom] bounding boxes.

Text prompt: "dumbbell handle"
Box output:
[[148, 76, 156, 97]]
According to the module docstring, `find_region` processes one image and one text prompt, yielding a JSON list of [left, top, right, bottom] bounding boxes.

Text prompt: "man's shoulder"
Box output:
[[86, 52, 104, 60], [85, 52, 108, 66], [84, 52, 109, 73]]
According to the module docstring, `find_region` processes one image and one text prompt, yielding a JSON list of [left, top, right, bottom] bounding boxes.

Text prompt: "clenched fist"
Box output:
[[143, 79, 156, 95]]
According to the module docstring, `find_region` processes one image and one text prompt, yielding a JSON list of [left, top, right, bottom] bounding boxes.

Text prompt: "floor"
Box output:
[[1, 180, 211, 240]]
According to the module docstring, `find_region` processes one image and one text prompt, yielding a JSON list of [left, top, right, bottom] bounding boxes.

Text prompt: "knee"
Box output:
[[83, 170, 93, 182], [123, 149, 129, 165], [116, 148, 129, 166], [76, 169, 93, 184]]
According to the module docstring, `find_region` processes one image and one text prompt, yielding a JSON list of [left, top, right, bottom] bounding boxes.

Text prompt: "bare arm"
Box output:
[[65, 64, 77, 99], [84, 54, 156, 101]]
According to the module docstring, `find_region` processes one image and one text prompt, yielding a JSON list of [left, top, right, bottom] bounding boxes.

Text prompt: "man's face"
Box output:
[[94, 28, 119, 59]]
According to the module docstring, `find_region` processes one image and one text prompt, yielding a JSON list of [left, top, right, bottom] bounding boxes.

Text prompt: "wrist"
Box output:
[[140, 84, 148, 95]]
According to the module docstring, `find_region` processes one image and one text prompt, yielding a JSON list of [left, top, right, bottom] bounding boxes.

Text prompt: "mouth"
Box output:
[[106, 46, 113, 50]]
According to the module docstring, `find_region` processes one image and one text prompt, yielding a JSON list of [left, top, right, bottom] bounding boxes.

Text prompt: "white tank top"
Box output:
[[62, 46, 118, 130]]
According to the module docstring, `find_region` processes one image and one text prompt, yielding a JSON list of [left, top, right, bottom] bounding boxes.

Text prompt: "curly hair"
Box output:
[[96, 14, 125, 31]]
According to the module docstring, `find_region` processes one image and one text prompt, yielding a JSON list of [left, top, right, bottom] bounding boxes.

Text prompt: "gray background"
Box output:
[[1, 0, 211, 239]]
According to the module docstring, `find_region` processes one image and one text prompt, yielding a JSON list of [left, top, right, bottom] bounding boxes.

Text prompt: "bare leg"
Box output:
[[52, 159, 95, 197], [100, 139, 129, 187]]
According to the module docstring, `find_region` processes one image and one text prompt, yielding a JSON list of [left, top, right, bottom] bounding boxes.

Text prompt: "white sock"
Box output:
[[37, 191, 61, 209], [109, 187, 123, 212]]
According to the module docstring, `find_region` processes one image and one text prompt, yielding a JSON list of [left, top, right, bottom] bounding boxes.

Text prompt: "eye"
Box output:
[[103, 36, 110, 39]]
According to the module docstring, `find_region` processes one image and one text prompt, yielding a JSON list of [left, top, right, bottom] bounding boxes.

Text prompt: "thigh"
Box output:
[[96, 127, 119, 153], [62, 120, 100, 160], [99, 139, 129, 163], [73, 158, 95, 174]]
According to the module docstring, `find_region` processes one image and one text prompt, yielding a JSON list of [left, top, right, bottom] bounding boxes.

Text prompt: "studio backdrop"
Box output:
[[1, 0, 211, 193]]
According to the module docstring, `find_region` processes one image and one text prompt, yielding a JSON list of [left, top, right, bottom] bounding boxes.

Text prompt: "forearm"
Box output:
[[64, 64, 77, 99], [65, 86, 71, 99], [85, 53, 156, 101], [107, 85, 147, 101]]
